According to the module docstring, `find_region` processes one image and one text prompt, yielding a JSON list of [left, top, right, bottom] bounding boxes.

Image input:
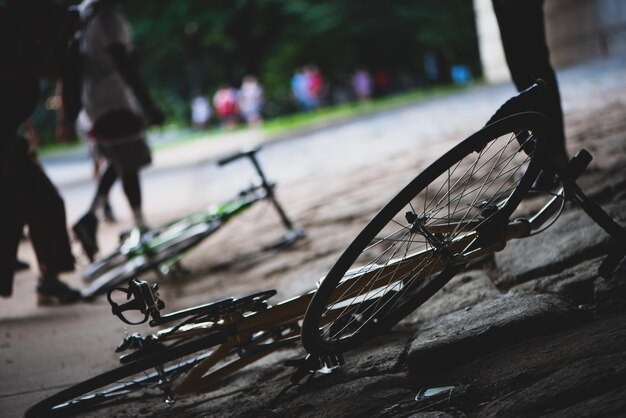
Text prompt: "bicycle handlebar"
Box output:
[[217, 145, 262, 166], [216, 145, 300, 233]]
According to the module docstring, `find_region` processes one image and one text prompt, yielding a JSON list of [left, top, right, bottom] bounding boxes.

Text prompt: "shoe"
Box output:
[[37, 280, 82, 306], [103, 201, 117, 223], [73, 212, 99, 262], [15, 259, 30, 272]]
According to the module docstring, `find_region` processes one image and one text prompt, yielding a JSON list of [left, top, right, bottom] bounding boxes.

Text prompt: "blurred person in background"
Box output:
[[291, 68, 311, 111], [306, 65, 325, 109], [191, 95, 211, 129], [213, 84, 239, 129], [0, 0, 81, 305], [72, 0, 165, 262], [352, 68, 373, 102], [238, 75, 263, 127]]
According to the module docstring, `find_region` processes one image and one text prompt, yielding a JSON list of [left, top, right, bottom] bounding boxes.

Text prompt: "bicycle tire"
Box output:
[[82, 222, 217, 300], [301, 112, 548, 355], [24, 331, 226, 417]]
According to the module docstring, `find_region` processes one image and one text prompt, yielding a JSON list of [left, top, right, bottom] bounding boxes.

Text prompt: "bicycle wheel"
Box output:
[[24, 331, 226, 417], [301, 112, 548, 355], [82, 222, 218, 300]]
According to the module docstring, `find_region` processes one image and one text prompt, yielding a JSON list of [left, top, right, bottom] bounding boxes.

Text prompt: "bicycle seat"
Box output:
[[485, 79, 549, 127]]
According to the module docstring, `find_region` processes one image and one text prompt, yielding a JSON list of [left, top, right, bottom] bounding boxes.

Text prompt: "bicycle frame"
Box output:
[[108, 279, 313, 393], [145, 184, 269, 274], [107, 266, 372, 396]]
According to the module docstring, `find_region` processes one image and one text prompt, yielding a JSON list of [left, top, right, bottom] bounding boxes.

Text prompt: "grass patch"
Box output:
[[37, 140, 84, 157], [261, 83, 471, 135]]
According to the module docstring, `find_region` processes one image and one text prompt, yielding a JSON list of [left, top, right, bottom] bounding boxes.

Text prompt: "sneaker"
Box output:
[[73, 212, 99, 262], [103, 201, 117, 223], [37, 280, 82, 306]]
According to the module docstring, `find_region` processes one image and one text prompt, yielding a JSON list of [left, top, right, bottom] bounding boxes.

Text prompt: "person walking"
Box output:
[[72, 0, 165, 261], [213, 84, 239, 128], [238, 75, 263, 127]]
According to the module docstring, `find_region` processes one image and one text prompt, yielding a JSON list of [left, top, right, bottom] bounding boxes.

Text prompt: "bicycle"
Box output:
[[25, 277, 332, 417], [25, 82, 626, 416], [300, 81, 626, 355], [80, 145, 305, 300]]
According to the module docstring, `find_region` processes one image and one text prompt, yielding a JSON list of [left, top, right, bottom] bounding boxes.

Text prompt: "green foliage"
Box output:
[[79, 0, 480, 125]]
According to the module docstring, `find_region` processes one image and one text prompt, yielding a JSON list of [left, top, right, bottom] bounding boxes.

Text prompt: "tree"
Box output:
[[119, 0, 479, 121]]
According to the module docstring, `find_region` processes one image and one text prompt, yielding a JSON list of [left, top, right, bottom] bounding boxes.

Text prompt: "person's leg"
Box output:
[[103, 200, 117, 223], [90, 143, 117, 222], [493, 0, 568, 168], [19, 157, 80, 304], [120, 168, 145, 227], [92, 163, 117, 212], [73, 163, 117, 261], [0, 200, 25, 297], [110, 138, 151, 228]]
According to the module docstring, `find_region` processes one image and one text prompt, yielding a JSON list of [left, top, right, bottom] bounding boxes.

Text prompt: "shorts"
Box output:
[[100, 138, 152, 174], [87, 109, 152, 173]]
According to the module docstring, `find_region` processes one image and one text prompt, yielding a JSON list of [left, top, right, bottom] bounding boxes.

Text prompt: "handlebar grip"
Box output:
[[598, 244, 626, 278], [560, 149, 592, 182], [217, 145, 262, 166]]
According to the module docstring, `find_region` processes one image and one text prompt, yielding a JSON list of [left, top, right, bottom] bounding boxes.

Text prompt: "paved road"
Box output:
[[2, 57, 626, 417]]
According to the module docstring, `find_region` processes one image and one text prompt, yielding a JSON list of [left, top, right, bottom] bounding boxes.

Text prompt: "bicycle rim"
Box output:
[[24, 331, 225, 417], [302, 112, 548, 355]]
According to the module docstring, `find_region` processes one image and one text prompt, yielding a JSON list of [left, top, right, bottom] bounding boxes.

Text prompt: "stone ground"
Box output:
[[3, 58, 626, 417]]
